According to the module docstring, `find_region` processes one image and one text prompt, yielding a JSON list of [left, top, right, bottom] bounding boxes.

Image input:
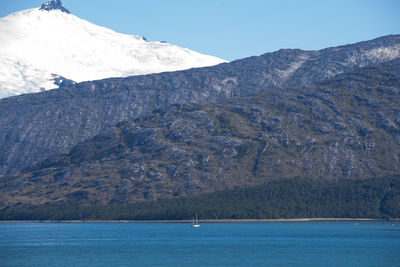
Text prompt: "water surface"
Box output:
[[0, 221, 399, 266]]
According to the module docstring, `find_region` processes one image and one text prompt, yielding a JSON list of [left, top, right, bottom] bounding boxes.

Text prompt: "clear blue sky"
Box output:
[[1, 0, 399, 61]]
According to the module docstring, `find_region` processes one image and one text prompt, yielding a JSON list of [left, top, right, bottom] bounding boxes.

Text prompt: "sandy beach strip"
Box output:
[[1, 218, 398, 223]]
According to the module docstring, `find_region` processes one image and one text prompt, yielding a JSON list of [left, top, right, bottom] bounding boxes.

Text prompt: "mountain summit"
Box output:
[[40, 0, 70, 13], [0, 2, 226, 98]]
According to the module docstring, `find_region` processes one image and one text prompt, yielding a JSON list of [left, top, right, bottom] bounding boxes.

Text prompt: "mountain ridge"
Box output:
[[0, 35, 399, 177], [1, 57, 399, 208]]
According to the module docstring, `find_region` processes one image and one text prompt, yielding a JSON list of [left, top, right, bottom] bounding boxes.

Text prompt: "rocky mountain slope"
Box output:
[[0, 0, 225, 98], [1, 58, 399, 208], [0, 35, 399, 177]]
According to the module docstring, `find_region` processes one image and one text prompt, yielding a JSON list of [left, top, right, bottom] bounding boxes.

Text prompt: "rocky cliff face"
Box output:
[[40, 0, 70, 13], [1, 58, 399, 207], [1, 35, 399, 177]]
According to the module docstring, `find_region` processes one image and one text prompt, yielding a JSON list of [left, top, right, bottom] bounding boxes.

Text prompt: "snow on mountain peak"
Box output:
[[0, 4, 227, 99], [40, 0, 70, 14]]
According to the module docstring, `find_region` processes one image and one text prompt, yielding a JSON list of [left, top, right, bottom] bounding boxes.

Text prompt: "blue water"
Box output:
[[0, 221, 399, 266]]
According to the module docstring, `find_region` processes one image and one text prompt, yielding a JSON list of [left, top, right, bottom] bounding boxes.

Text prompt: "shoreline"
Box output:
[[1, 218, 398, 223]]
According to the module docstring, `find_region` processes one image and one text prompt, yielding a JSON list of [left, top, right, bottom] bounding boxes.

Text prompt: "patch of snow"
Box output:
[[364, 45, 400, 61], [276, 54, 310, 79], [212, 77, 238, 93]]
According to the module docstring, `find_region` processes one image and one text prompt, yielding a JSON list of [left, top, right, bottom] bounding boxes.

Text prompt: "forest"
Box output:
[[1, 176, 399, 220]]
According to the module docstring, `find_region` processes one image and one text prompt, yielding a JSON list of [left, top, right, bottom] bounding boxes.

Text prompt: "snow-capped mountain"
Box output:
[[0, 0, 226, 98]]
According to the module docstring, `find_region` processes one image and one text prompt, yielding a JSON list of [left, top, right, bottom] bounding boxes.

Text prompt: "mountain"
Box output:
[[1, 57, 400, 210], [0, 35, 399, 178], [0, 0, 226, 98]]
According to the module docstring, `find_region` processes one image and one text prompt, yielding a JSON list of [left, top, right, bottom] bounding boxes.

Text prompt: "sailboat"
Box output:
[[191, 213, 200, 227]]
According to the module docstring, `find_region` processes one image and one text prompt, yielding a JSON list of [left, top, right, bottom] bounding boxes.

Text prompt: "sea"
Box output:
[[0, 221, 399, 266]]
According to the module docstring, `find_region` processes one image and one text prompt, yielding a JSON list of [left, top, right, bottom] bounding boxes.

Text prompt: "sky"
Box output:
[[0, 0, 399, 61]]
